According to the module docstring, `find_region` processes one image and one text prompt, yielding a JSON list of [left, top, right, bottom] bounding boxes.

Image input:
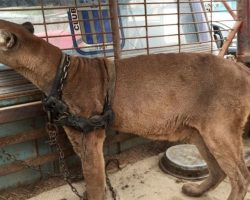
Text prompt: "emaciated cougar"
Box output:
[[0, 20, 250, 200]]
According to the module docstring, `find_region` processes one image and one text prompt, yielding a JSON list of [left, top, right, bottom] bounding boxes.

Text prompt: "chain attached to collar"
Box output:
[[49, 53, 70, 98], [42, 53, 116, 200], [43, 53, 114, 134], [42, 53, 84, 199]]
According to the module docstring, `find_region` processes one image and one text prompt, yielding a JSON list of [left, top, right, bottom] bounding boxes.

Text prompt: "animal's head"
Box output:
[[0, 20, 38, 67], [0, 21, 34, 51], [0, 20, 61, 71]]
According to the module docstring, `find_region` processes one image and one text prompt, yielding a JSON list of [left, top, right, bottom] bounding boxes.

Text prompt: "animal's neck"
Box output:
[[16, 43, 62, 95]]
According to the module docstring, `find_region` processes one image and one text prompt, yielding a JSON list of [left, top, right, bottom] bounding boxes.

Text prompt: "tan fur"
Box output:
[[0, 20, 250, 200]]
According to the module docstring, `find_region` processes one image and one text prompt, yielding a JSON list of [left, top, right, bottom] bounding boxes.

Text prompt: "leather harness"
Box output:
[[42, 53, 115, 133]]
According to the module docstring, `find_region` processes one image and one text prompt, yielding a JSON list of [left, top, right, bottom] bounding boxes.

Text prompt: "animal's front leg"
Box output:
[[81, 129, 106, 200]]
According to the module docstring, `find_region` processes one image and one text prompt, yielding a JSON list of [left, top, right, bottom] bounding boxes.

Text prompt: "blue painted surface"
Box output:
[[68, 6, 125, 56], [0, 113, 144, 190], [37, 137, 53, 156], [1, 142, 36, 165], [92, 10, 103, 44], [0, 94, 41, 108], [0, 64, 9, 70], [0, 116, 50, 190], [0, 60, 51, 190], [0, 169, 41, 190], [82, 11, 94, 44], [0, 117, 45, 138], [213, 1, 236, 11], [102, 10, 113, 43]]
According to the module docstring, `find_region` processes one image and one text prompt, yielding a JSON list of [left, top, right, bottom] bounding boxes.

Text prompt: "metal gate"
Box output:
[[0, 0, 239, 58]]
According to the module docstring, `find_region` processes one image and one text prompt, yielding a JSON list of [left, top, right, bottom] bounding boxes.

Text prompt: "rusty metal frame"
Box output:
[[218, 0, 242, 57], [109, 0, 121, 59], [237, 0, 250, 61], [0, 0, 239, 58]]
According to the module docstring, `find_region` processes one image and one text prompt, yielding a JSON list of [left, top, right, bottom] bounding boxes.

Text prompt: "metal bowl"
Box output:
[[159, 144, 209, 180]]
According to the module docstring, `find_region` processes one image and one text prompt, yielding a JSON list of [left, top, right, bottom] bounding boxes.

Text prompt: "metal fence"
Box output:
[[0, 0, 238, 59]]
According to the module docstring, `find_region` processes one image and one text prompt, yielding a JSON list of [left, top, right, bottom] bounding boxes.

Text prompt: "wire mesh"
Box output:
[[0, 0, 238, 58]]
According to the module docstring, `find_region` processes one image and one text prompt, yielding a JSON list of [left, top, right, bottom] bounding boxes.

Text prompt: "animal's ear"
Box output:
[[0, 30, 18, 51], [22, 22, 34, 34]]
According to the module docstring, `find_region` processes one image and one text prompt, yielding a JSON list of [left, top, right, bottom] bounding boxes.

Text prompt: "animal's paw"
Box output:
[[182, 183, 203, 197]]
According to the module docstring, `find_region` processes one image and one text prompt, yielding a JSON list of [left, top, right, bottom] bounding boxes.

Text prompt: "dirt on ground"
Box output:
[[27, 150, 250, 200], [0, 141, 170, 200], [3, 140, 250, 200]]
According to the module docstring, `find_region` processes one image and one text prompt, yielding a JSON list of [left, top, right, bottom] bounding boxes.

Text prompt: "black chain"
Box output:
[[0, 148, 60, 177], [57, 55, 70, 97], [44, 53, 117, 200], [43, 55, 84, 199], [106, 176, 117, 200], [0, 148, 80, 181], [105, 159, 122, 200], [46, 113, 83, 199], [0, 123, 83, 199]]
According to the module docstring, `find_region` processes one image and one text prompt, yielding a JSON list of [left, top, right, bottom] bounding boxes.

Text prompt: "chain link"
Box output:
[[0, 148, 69, 178], [44, 55, 84, 199], [105, 159, 121, 200], [45, 54, 118, 200], [46, 117, 83, 199], [58, 55, 70, 97], [106, 175, 117, 200], [0, 125, 83, 199]]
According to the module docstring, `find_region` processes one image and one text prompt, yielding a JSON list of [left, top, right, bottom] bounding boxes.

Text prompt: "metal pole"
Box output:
[[221, 0, 237, 20], [143, 0, 149, 55], [218, 21, 242, 57], [177, 0, 181, 53], [237, 0, 250, 62], [109, 0, 121, 59]]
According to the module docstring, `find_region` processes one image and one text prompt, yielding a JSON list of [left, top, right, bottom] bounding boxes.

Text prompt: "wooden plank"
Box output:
[[0, 101, 44, 124], [0, 128, 47, 148], [0, 84, 38, 94], [0, 90, 41, 102], [0, 149, 74, 176], [0, 128, 138, 148], [0, 131, 139, 178]]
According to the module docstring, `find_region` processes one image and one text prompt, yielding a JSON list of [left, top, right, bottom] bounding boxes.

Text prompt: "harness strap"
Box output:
[[43, 53, 115, 133], [49, 53, 67, 98], [104, 58, 116, 106], [56, 107, 114, 133]]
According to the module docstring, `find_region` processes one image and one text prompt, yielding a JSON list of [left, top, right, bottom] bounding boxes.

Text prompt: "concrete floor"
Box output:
[[27, 153, 250, 200]]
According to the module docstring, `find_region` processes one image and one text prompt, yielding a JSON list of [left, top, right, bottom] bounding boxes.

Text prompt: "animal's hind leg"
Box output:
[[182, 128, 226, 197], [198, 126, 250, 200]]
